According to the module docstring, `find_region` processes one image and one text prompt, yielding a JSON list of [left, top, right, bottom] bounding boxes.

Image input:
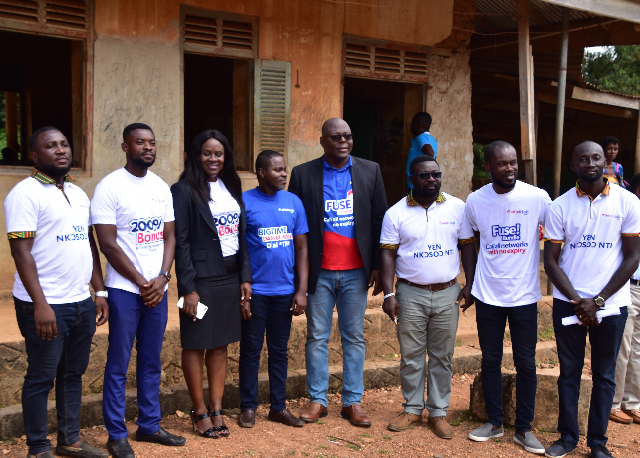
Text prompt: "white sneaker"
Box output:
[[514, 431, 545, 454], [468, 422, 504, 442]]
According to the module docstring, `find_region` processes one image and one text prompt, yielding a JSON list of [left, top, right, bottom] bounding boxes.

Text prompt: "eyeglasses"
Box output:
[[411, 171, 442, 180], [323, 134, 353, 142]]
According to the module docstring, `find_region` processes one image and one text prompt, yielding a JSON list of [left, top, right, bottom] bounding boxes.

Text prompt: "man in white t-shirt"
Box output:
[[92, 123, 184, 458], [544, 142, 640, 458], [609, 173, 640, 427], [466, 141, 550, 455], [380, 156, 476, 439], [5, 126, 109, 458]]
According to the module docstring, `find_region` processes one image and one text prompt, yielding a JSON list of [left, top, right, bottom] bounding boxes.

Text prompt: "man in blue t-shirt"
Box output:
[[239, 150, 310, 429], [406, 112, 438, 189]]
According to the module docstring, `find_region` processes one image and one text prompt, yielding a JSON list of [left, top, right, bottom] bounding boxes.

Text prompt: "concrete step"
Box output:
[[0, 340, 560, 440], [0, 301, 557, 408]]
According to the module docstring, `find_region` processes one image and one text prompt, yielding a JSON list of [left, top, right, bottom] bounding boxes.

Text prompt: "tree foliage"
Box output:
[[582, 45, 640, 96]]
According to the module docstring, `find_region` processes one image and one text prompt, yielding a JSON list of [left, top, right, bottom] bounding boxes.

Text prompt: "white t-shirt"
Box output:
[[91, 168, 174, 294], [4, 175, 93, 303], [545, 181, 640, 309], [466, 180, 551, 307], [208, 179, 240, 257], [380, 192, 474, 284]]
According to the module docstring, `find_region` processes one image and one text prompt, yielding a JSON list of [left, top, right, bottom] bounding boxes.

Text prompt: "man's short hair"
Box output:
[[600, 136, 619, 150], [29, 126, 60, 152], [627, 173, 640, 193], [123, 123, 153, 141], [412, 112, 432, 130], [484, 140, 514, 163], [409, 155, 438, 175], [255, 150, 283, 172]]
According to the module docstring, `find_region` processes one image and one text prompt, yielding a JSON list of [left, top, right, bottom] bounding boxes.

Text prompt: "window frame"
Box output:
[[0, 0, 94, 176]]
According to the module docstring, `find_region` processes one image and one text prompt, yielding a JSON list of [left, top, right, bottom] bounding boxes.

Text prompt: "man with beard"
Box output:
[[92, 123, 184, 458], [380, 156, 476, 438], [466, 141, 550, 454], [5, 126, 109, 458], [238, 150, 309, 428], [544, 141, 640, 458]]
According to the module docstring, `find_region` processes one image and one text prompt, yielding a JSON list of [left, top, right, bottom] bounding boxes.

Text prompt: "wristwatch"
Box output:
[[159, 270, 172, 281], [95, 291, 108, 298], [594, 295, 605, 307]]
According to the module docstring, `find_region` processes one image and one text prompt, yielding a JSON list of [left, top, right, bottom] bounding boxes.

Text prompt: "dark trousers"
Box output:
[[103, 288, 168, 441], [476, 300, 538, 432], [553, 299, 627, 447], [15, 296, 96, 455], [239, 293, 295, 411]]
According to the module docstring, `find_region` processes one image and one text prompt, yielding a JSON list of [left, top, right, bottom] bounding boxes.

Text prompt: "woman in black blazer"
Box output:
[[171, 129, 252, 438]]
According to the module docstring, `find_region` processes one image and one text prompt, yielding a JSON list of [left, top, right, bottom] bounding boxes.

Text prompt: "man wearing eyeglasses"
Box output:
[[288, 117, 387, 427], [465, 141, 550, 455], [380, 156, 476, 439]]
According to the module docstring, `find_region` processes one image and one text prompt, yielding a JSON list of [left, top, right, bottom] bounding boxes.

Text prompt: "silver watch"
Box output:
[[95, 291, 108, 298]]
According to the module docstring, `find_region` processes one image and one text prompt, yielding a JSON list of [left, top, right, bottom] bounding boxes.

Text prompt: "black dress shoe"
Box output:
[[268, 408, 305, 427], [135, 426, 186, 446], [590, 445, 613, 458], [56, 440, 108, 458], [107, 438, 135, 458]]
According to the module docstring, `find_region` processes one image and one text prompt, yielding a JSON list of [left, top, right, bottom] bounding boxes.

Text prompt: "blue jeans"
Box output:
[[239, 293, 295, 411], [476, 300, 538, 432], [103, 288, 168, 441], [15, 296, 96, 455], [553, 299, 628, 447], [305, 268, 368, 407]]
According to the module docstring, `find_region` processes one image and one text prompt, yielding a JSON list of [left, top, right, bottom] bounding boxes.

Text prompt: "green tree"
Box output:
[[582, 45, 640, 96]]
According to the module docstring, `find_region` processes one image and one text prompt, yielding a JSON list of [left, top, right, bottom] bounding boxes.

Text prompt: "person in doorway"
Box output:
[[380, 156, 476, 439], [609, 172, 640, 426], [465, 141, 550, 455], [601, 136, 626, 187], [405, 112, 438, 190], [92, 123, 185, 458], [238, 150, 309, 428], [5, 126, 109, 458], [544, 141, 640, 458], [171, 129, 252, 439], [288, 117, 387, 427]]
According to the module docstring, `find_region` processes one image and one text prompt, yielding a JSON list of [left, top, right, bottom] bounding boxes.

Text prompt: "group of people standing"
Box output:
[[5, 115, 640, 458]]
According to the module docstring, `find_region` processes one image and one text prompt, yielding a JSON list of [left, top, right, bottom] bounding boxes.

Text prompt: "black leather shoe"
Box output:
[[590, 445, 613, 458], [268, 408, 305, 427], [135, 427, 186, 446], [107, 438, 135, 458], [56, 441, 108, 458]]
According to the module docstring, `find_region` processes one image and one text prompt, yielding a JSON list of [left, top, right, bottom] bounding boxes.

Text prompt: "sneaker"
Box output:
[[545, 438, 576, 457], [590, 444, 613, 458], [514, 431, 545, 455], [468, 422, 504, 442]]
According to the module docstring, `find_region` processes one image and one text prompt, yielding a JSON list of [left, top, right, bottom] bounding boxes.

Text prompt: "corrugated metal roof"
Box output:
[[476, 0, 595, 33]]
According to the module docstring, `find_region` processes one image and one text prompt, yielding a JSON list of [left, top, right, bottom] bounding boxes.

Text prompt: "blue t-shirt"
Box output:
[[406, 132, 438, 188], [243, 187, 309, 295]]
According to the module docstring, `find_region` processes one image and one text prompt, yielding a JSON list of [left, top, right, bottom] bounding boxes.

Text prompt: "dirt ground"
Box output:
[[2, 374, 638, 458]]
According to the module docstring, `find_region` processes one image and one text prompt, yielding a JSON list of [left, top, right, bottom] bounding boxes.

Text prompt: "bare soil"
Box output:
[[2, 374, 638, 458]]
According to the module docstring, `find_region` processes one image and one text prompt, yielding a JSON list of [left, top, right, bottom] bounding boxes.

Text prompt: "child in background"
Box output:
[[601, 136, 626, 187], [406, 112, 438, 190]]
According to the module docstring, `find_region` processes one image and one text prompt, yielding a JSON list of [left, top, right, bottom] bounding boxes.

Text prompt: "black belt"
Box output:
[[631, 279, 640, 286]]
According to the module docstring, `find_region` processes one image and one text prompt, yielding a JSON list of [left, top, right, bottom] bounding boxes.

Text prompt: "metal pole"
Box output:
[[552, 8, 570, 200]]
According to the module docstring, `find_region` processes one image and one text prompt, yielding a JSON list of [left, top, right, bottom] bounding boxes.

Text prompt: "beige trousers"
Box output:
[[612, 284, 640, 410]]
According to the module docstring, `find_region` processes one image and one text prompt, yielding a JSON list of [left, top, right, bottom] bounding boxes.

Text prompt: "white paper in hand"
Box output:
[[561, 307, 620, 326], [177, 297, 209, 319]]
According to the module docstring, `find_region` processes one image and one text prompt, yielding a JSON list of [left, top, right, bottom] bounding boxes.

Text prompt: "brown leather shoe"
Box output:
[[429, 416, 454, 439], [268, 408, 305, 427], [622, 408, 640, 424], [238, 409, 255, 428], [300, 402, 328, 423], [610, 408, 632, 424], [340, 404, 371, 427], [387, 412, 423, 431]]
